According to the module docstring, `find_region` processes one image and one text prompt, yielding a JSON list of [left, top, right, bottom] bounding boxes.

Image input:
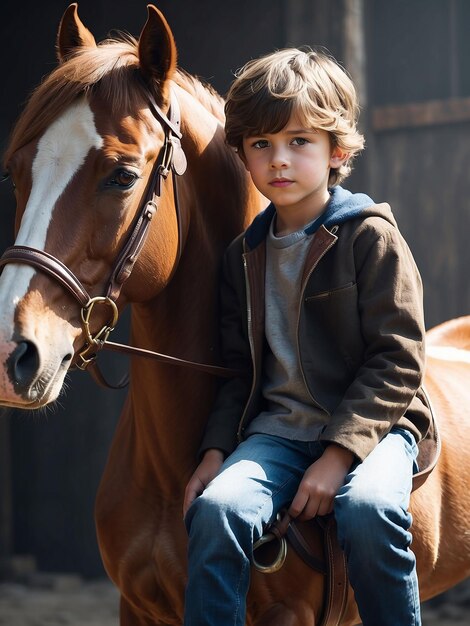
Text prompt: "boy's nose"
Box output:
[[270, 153, 289, 169], [269, 145, 290, 169]]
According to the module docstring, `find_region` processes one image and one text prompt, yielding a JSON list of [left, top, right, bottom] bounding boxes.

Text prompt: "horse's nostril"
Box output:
[[9, 341, 40, 386]]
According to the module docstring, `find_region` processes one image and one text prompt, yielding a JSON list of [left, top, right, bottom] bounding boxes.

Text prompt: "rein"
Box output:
[[0, 89, 241, 384]]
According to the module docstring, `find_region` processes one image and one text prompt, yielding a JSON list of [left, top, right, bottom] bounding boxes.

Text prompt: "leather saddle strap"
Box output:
[[317, 516, 348, 626], [271, 513, 348, 626], [286, 523, 326, 574], [411, 386, 441, 491]]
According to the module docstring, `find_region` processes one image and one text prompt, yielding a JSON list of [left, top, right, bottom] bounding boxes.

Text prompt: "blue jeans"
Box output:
[[184, 428, 421, 626]]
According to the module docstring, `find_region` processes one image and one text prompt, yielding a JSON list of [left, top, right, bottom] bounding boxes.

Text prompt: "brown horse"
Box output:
[[0, 3, 470, 625]]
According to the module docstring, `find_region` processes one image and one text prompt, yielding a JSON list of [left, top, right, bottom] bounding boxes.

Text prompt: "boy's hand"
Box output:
[[183, 448, 224, 517], [288, 444, 354, 521]]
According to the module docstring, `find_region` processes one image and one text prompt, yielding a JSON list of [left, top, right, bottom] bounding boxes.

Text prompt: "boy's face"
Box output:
[[241, 113, 347, 219]]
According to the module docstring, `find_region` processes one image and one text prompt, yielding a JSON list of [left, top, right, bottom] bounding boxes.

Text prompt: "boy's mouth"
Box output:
[[269, 178, 293, 187]]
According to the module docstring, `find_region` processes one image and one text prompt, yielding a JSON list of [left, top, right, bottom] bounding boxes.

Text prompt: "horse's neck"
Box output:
[[125, 258, 219, 485]]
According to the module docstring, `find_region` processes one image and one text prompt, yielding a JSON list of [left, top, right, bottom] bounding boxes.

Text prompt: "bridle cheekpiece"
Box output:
[[0, 89, 187, 372]]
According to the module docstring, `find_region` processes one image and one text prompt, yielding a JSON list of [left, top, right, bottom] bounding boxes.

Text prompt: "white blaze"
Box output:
[[0, 99, 103, 335]]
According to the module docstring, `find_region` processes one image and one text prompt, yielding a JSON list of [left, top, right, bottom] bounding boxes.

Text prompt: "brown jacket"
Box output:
[[200, 188, 432, 461]]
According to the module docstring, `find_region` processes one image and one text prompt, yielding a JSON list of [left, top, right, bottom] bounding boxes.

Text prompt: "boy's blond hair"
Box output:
[[225, 47, 364, 186]]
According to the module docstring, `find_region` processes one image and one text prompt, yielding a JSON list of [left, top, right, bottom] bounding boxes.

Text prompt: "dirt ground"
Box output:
[[0, 577, 119, 626], [0, 574, 469, 625], [420, 578, 470, 625]]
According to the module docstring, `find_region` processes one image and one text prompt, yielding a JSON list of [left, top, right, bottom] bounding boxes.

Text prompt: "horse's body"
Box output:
[[0, 4, 470, 625]]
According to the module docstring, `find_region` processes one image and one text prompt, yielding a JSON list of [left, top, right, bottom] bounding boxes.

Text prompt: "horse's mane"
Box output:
[[4, 34, 225, 166], [173, 68, 225, 123]]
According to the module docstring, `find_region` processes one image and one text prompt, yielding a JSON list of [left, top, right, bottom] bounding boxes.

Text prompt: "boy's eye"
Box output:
[[291, 137, 309, 146], [251, 139, 269, 149]]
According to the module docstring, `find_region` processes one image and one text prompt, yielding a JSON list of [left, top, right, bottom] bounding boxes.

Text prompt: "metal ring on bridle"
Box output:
[[77, 297, 119, 369], [252, 529, 287, 574]]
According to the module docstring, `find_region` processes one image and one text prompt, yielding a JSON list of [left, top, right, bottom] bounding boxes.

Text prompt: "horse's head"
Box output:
[[0, 3, 201, 408]]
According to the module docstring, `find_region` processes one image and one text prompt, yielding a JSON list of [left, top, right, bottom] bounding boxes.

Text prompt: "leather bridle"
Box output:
[[0, 89, 240, 383]]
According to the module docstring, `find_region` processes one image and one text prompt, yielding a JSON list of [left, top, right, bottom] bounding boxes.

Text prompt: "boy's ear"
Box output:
[[330, 147, 349, 168], [236, 148, 249, 169]]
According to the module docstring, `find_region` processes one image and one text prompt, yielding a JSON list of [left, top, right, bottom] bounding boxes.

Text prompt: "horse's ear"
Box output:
[[56, 3, 96, 63], [138, 5, 177, 102]]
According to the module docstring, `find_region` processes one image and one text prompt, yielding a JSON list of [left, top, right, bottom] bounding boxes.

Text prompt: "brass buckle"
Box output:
[[77, 297, 119, 370]]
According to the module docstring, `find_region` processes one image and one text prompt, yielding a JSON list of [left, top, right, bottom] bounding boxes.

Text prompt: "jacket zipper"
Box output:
[[237, 227, 338, 439], [295, 233, 338, 414], [237, 252, 257, 441]]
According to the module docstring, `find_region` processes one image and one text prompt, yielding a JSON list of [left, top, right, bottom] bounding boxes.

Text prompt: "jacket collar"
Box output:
[[244, 186, 375, 251]]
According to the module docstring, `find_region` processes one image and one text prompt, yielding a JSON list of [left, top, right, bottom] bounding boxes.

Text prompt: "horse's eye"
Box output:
[[106, 169, 138, 189]]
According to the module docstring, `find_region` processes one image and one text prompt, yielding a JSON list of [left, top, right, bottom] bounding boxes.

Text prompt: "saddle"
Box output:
[[253, 400, 441, 626]]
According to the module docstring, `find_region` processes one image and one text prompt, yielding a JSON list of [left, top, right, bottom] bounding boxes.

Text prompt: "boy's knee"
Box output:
[[335, 491, 380, 529], [185, 488, 245, 534], [334, 488, 412, 549]]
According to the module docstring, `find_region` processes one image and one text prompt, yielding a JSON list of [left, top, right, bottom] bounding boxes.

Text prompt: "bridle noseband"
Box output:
[[0, 89, 239, 381]]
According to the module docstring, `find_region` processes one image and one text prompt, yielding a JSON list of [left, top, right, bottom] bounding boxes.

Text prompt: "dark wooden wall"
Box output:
[[1, 0, 468, 577], [367, 0, 470, 328]]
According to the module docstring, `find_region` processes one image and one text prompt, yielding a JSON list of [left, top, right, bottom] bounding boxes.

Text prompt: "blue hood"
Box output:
[[245, 186, 380, 250]]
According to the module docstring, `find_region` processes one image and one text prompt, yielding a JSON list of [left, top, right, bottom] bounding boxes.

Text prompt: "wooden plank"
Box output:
[[343, 0, 367, 108], [369, 123, 470, 329], [372, 97, 470, 131]]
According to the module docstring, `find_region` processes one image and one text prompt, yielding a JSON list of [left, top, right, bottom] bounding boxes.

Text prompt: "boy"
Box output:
[[183, 47, 431, 625]]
